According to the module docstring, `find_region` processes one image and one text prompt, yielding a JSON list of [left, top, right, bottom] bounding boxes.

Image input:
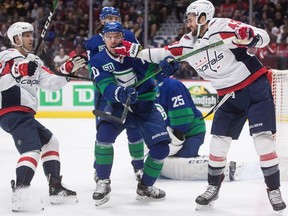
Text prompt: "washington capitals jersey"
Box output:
[[0, 49, 68, 116], [85, 29, 138, 63], [90, 49, 157, 103], [137, 18, 270, 96], [155, 78, 206, 137]]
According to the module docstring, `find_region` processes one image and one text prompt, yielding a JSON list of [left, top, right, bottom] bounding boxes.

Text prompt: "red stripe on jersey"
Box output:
[[18, 156, 38, 167], [209, 154, 226, 162], [0, 60, 14, 75], [0, 106, 35, 116], [41, 65, 54, 74], [41, 151, 60, 159], [219, 32, 235, 40], [165, 41, 184, 57], [217, 67, 268, 96], [260, 152, 278, 161]]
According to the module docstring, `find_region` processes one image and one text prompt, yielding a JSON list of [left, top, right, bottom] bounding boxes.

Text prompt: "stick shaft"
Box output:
[[34, 0, 58, 55]]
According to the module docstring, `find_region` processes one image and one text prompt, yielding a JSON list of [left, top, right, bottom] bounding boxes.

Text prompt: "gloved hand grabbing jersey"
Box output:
[[114, 86, 138, 104], [233, 26, 260, 48], [11, 60, 37, 79], [59, 55, 87, 74], [159, 56, 180, 78], [114, 40, 142, 58]]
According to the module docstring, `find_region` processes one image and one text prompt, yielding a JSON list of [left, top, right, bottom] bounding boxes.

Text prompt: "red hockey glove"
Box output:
[[114, 40, 142, 58], [60, 55, 87, 74], [233, 26, 260, 48], [11, 60, 38, 79]]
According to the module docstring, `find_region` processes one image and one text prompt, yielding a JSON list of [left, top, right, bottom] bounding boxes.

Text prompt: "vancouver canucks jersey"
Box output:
[[155, 78, 206, 137], [90, 49, 157, 103], [85, 30, 138, 63]]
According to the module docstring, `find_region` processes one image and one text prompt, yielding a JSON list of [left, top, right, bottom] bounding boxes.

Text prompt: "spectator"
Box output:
[[53, 47, 70, 69], [69, 42, 87, 58]]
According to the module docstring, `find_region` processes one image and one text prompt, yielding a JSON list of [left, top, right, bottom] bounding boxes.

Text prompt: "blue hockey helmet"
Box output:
[[100, 7, 121, 20], [102, 22, 124, 34]]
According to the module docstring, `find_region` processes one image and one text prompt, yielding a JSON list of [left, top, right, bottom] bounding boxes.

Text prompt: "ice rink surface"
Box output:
[[0, 118, 287, 216]]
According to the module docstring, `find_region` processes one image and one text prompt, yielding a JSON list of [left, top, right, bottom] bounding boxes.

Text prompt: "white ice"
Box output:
[[0, 119, 287, 216]]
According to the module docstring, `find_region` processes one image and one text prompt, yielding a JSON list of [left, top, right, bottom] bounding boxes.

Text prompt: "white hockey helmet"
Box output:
[[185, 0, 215, 22], [7, 22, 34, 46]]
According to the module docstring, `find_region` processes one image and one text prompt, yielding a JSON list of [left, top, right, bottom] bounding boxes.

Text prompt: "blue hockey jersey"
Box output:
[[155, 78, 206, 137], [90, 48, 157, 103]]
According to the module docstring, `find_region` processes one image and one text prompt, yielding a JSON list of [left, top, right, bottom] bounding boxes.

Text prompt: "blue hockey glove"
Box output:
[[115, 86, 138, 104], [159, 56, 179, 78]]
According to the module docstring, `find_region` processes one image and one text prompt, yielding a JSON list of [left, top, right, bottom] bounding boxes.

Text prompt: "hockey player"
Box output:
[[89, 22, 171, 206], [155, 75, 207, 180], [0, 22, 86, 212], [114, 0, 286, 213], [85, 7, 145, 185], [155, 76, 239, 181]]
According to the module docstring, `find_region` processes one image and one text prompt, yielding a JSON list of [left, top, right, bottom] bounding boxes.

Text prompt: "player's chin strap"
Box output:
[[201, 92, 234, 120]]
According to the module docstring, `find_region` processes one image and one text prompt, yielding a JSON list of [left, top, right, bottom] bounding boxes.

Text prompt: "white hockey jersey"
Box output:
[[0, 48, 68, 115], [138, 18, 270, 96]]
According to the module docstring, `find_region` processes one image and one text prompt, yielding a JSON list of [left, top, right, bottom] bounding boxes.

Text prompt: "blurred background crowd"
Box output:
[[1, 0, 288, 79]]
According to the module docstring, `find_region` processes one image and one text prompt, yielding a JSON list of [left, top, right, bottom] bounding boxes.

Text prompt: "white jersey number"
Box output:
[[172, 95, 185, 108]]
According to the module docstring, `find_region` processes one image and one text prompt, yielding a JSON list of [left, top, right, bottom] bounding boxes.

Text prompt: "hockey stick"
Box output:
[[200, 92, 233, 120], [134, 37, 234, 88], [92, 37, 235, 122], [34, 0, 92, 81], [34, 0, 58, 55], [92, 97, 131, 124]]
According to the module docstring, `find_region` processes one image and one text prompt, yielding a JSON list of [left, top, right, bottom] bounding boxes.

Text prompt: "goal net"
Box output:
[[271, 69, 288, 180]]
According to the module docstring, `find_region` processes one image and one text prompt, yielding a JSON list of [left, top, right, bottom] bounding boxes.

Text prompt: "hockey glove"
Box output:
[[159, 56, 179, 78], [233, 26, 260, 48], [167, 127, 185, 156], [115, 86, 138, 104], [114, 40, 142, 58], [11, 60, 38, 79], [59, 55, 87, 74]]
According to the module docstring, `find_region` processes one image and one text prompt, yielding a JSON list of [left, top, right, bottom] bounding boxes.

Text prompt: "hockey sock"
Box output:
[[41, 136, 60, 177], [142, 155, 164, 186], [208, 165, 225, 186], [16, 151, 40, 186], [128, 139, 144, 171], [261, 164, 280, 190], [94, 143, 114, 179]]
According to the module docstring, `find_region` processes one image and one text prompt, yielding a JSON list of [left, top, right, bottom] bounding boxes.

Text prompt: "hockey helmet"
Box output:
[[102, 22, 124, 35], [185, 0, 215, 22], [100, 7, 121, 20], [7, 22, 34, 45]]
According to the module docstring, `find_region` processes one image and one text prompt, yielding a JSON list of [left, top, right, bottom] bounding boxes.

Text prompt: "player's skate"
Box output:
[[267, 188, 286, 215], [49, 175, 78, 204], [11, 180, 44, 212], [136, 182, 166, 200], [93, 179, 111, 206], [195, 185, 221, 210]]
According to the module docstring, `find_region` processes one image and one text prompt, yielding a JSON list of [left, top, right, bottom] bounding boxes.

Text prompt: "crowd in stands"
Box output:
[[1, 0, 288, 77]]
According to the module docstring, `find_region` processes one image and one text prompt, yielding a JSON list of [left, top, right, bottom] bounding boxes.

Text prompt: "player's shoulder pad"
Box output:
[[85, 34, 103, 50], [0, 48, 24, 62]]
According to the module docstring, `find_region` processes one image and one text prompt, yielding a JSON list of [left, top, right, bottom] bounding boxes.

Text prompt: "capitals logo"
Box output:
[[194, 50, 224, 73]]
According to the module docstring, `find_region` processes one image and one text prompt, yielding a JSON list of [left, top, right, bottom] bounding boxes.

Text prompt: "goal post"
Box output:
[[271, 69, 288, 180]]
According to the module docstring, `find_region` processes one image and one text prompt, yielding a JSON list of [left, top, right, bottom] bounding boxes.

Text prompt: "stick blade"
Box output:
[[92, 110, 125, 124]]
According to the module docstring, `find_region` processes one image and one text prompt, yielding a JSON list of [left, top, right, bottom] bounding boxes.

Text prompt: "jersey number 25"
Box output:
[[172, 95, 185, 108]]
